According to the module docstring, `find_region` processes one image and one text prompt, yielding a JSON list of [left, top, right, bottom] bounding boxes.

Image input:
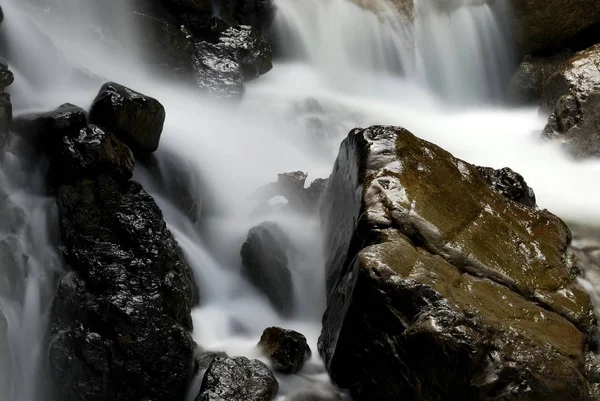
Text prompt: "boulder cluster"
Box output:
[[0, 1, 599, 401]]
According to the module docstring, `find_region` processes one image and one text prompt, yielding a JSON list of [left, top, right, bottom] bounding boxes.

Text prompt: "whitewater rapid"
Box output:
[[0, 0, 599, 399]]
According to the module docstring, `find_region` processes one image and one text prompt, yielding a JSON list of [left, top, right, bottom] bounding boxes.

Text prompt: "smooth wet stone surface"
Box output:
[[319, 125, 597, 401]]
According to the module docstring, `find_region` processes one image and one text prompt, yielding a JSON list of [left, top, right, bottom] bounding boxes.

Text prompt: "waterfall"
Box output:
[[0, 0, 598, 400]]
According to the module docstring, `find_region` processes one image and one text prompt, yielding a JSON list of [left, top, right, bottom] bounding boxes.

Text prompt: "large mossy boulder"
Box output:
[[318, 125, 598, 401], [89, 82, 166, 154], [511, 0, 600, 55], [541, 44, 600, 158]]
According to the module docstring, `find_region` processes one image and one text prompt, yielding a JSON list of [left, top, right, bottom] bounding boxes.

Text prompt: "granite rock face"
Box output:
[[319, 125, 598, 401]]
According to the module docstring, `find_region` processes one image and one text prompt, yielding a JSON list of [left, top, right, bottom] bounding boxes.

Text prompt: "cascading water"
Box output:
[[0, 0, 599, 400]]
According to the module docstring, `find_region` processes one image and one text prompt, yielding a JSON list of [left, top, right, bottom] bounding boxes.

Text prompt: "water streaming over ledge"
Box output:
[[0, 0, 599, 400]]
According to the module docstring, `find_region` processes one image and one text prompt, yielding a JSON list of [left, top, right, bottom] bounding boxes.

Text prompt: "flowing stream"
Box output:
[[0, 0, 599, 400]]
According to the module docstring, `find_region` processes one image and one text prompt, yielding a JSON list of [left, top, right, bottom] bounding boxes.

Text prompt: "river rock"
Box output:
[[39, 93, 198, 401], [196, 356, 278, 401], [55, 125, 134, 184], [509, 50, 572, 104], [240, 222, 294, 316], [192, 41, 244, 98], [0, 60, 13, 150], [511, 0, 600, 54], [319, 125, 597, 401], [11, 103, 87, 152], [50, 175, 198, 401], [219, 25, 272, 80], [541, 44, 600, 158], [89, 82, 166, 154], [475, 165, 537, 207], [258, 327, 311, 374]]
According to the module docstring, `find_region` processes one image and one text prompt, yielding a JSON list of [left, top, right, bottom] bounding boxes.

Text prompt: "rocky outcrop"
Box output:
[[134, 1, 273, 91], [0, 60, 14, 150], [253, 171, 327, 213], [475, 165, 537, 207], [541, 44, 600, 158], [258, 327, 311, 374], [12, 103, 87, 152], [319, 125, 597, 401], [192, 41, 245, 98], [511, 0, 600, 55], [509, 50, 572, 104], [195, 356, 278, 401], [30, 91, 199, 400], [240, 222, 294, 316], [89, 82, 166, 154], [219, 25, 272, 80]]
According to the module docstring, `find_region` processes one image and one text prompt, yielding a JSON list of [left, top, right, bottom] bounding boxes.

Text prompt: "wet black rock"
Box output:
[[219, 25, 272, 80], [258, 327, 311, 374], [89, 82, 166, 154], [12, 103, 87, 152], [0, 60, 13, 150], [240, 222, 294, 316], [41, 86, 198, 401], [475, 166, 537, 207], [0, 59, 13, 91], [196, 356, 278, 401], [55, 125, 135, 184], [50, 176, 198, 401], [192, 41, 244, 98], [541, 44, 600, 158]]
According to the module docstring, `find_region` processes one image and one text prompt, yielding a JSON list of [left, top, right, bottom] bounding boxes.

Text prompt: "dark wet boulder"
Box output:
[[0, 61, 13, 150], [258, 327, 311, 374], [54, 125, 134, 184], [475, 165, 537, 207], [541, 44, 600, 158], [240, 222, 294, 316], [511, 0, 600, 54], [0, 59, 13, 91], [509, 50, 572, 104], [89, 82, 166, 154], [319, 125, 596, 401], [196, 356, 278, 401], [41, 92, 198, 400], [12, 103, 87, 152], [192, 41, 244, 98], [219, 25, 272, 80], [50, 176, 198, 401]]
